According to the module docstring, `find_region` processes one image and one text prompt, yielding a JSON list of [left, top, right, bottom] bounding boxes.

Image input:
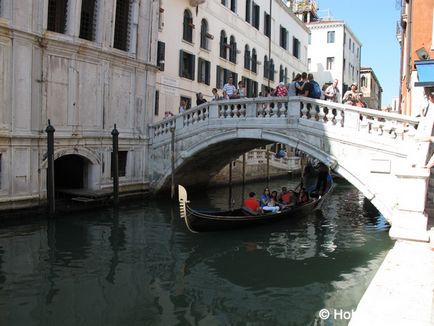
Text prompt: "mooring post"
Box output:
[[170, 127, 176, 200], [228, 161, 233, 209], [266, 149, 270, 188], [241, 153, 246, 203], [111, 124, 119, 208], [46, 120, 55, 217]]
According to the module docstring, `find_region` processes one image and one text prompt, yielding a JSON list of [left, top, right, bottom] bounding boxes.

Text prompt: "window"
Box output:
[[264, 12, 271, 37], [263, 55, 269, 79], [356, 47, 359, 58], [230, 0, 236, 12], [251, 48, 257, 73], [293, 37, 300, 59], [352, 42, 355, 53], [245, 0, 251, 23], [157, 41, 165, 71], [179, 50, 195, 80], [343, 58, 346, 72], [198, 58, 211, 85], [47, 0, 68, 33], [349, 38, 351, 50], [200, 19, 208, 49], [252, 2, 260, 29], [216, 66, 237, 88], [229, 35, 237, 63], [279, 65, 284, 83], [284, 68, 288, 83], [326, 57, 334, 70], [154, 90, 159, 116], [327, 31, 335, 43], [361, 76, 367, 88], [242, 77, 258, 97], [280, 26, 288, 49], [220, 30, 228, 59], [111, 151, 127, 177], [344, 33, 346, 44], [244, 45, 250, 70], [79, 0, 97, 41], [308, 58, 311, 71], [113, 0, 131, 51], [183, 10, 193, 43], [221, 0, 226, 5], [269, 59, 275, 81]]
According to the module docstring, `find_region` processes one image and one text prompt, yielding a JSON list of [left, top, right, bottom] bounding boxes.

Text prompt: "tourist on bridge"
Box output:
[[296, 72, 307, 95], [274, 82, 288, 97], [238, 81, 247, 98], [179, 100, 187, 113], [288, 74, 301, 96], [196, 92, 207, 106], [356, 93, 368, 108], [324, 79, 340, 103], [223, 77, 237, 98], [211, 88, 221, 101], [343, 83, 359, 105]]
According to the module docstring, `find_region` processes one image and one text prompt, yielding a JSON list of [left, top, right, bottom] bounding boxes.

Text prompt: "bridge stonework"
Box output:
[[149, 96, 433, 242]]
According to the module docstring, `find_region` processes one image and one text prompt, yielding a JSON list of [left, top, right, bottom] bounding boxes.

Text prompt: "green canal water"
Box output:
[[0, 178, 393, 325]]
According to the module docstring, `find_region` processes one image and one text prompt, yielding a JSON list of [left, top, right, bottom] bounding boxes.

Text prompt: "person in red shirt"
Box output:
[[242, 192, 261, 214]]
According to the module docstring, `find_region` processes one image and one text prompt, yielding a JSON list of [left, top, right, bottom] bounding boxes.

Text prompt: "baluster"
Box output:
[[232, 104, 239, 118], [272, 103, 279, 117], [371, 118, 380, 135], [240, 104, 246, 117], [318, 105, 326, 123], [309, 104, 317, 121], [360, 115, 369, 133], [335, 109, 344, 127], [395, 123, 404, 140], [326, 107, 335, 125], [382, 120, 395, 138], [301, 102, 308, 119], [264, 104, 271, 118]]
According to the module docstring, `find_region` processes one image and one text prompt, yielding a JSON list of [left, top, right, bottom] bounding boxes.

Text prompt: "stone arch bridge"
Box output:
[[149, 96, 432, 241]]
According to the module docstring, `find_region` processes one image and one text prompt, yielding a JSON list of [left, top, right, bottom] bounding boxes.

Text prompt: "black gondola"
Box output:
[[178, 182, 335, 233]]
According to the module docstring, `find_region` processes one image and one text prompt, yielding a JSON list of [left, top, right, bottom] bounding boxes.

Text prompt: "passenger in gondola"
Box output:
[[259, 188, 271, 207], [278, 187, 293, 206], [242, 192, 261, 214], [298, 188, 309, 204], [263, 197, 280, 213]]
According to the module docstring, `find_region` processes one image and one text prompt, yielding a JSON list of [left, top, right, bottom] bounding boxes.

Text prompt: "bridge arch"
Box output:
[[149, 96, 431, 241]]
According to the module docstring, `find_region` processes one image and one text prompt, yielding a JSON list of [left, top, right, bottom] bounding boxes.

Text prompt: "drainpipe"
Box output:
[[405, 0, 413, 98]]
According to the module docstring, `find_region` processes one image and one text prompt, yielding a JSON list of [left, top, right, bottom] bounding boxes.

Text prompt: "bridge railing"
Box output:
[[149, 96, 421, 143]]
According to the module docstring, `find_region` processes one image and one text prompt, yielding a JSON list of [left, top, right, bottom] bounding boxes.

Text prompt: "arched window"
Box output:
[[264, 55, 269, 79], [361, 76, 367, 88], [244, 45, 250, 70], [269, 59, 275, 81], [183, 10, 193, 42], [279, 65, 284, 83], [251, 48, 257, 73], [229, 35, 237, 63], [200, 19, 208, 49], [284, 67, 288, 83], [220, 30, 228, 59]]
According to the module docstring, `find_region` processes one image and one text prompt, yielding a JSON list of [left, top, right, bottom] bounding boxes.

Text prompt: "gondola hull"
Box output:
[[178, 184, 334, 233]]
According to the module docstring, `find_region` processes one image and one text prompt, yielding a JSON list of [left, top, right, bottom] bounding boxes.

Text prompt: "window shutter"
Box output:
[[206, 61, 211, 85], [179, 50, 184, 77], [191, 54, 195, 80]]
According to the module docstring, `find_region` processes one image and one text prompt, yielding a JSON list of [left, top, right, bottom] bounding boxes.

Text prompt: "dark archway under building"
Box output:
[[54, 154, 86, 190]]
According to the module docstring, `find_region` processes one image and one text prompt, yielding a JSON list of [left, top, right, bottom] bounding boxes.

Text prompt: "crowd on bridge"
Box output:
[[164, 72, 369, 118]]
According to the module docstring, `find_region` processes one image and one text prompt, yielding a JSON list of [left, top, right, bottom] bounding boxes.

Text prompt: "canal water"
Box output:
[[0, 177, 393, 326]]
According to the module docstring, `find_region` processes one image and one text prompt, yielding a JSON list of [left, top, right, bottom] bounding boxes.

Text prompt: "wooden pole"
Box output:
[[170, 127, 176, 200], [241, 153, 246, 202], [111, 124, 119, 208], [228, 161, 233, 210], [266, 149, 270, 187], [45, 120, 55, 217]]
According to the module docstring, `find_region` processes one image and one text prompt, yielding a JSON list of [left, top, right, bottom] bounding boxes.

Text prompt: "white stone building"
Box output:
[[305, 20, 362, 98], [0, 0, 159, 210], [155, 0, 309, 116], [360, 67, 383, 110]]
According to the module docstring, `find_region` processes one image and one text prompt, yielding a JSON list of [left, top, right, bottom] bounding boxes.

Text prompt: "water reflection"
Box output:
[[0, 179, 393, 325]]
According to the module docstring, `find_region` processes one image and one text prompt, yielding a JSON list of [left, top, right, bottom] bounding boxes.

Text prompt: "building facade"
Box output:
[[397, 0, 434, 115], [0, 0, 159, 210], [305, 20, 362, 98], [155, 0, 309, 117], [360, 67, 383, 110]]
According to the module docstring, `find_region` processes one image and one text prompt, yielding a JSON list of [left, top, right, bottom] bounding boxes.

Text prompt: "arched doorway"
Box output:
[[54, 154, 88, 189]]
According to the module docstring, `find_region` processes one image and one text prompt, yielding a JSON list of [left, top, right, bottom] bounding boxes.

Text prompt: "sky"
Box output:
[[316, 0, 401, 106]]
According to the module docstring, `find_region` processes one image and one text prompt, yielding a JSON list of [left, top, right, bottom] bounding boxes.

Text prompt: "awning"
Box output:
[[414, 59, 434, 87]]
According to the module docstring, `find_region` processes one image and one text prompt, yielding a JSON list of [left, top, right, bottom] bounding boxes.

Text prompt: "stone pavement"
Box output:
[[350, 239, 434, 326]]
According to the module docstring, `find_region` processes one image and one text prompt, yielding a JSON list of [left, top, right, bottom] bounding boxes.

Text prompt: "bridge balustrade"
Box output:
[[150, 96, 420, 144]]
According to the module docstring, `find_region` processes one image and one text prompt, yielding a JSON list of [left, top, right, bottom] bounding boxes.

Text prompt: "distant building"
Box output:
[[291, 1, 362, 98], [360, 67, 383, 110], [397, 0, 434, 115], [156, 0, 309, 117]]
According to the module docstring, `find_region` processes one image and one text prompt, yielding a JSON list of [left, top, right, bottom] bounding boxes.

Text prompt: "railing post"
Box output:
[[344, 109, 361, 130], [287, 97, 300, 125], [209, 102, 219, 119], [246, 100, 256, 118]]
